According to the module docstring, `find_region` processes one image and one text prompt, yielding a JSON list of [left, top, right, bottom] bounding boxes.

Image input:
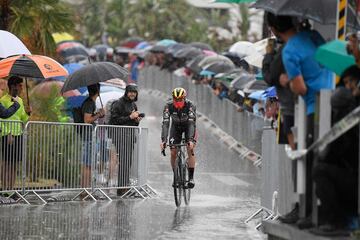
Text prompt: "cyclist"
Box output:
[[160, 87, 197, 188]]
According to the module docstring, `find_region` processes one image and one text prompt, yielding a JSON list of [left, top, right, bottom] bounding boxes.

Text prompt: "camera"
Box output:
[[139, 113, 145, 118]]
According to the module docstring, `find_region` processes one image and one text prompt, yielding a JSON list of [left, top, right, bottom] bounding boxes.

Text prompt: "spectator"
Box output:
[[0, 76, 29, 191], [312, 70, 359, 235], [262, 39, 295, 149], [144, 52, 157, 66], [266, 12, 333, 228], [108, 84, 143, 196], [128, 52, 143, 83], [106, 48, 114, 62], [213, 81, 229, 100], [242, 92, 254, 113], [89, 48, 97, 62], [79, 83, 105, 189], [253, 100, 265, 117], [340, 65, 360, 100]]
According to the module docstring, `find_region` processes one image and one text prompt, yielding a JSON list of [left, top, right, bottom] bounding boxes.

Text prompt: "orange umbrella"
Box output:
[[0, 54, 68, 79]]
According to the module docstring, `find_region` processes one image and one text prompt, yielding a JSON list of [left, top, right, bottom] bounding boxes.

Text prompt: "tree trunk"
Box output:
[[0, 0, 10, 30]]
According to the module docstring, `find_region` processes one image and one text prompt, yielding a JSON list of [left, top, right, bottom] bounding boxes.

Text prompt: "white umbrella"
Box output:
[[198, 55, 233, 68], [95, 91, 124, 109], [244, 38, 276, 68], [0, 30, 31, 58], [244, 52, 264, 69], [253, 38, 273, 55], [229, 41, 256, 58]]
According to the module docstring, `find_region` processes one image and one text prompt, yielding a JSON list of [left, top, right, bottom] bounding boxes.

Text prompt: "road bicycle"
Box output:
[[162, 139, 191, 207]]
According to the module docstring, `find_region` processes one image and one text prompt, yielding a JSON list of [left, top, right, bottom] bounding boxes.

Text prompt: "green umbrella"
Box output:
[[315, 40, 355, 76], [214, 0, 256, 3]]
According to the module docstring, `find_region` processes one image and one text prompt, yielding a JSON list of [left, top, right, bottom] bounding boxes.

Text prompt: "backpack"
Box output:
[[72, 106, 86, 137], [107, 99, 118, 125], [72, 107, 84, 123]]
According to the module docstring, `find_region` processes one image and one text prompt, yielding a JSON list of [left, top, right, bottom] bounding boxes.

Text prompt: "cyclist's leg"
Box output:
[[169, 125, 182, 187], [169, 125, 181, 169], [185, 127, 196, 188]]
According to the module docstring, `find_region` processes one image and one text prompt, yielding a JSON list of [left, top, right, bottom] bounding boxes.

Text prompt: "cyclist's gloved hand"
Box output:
[[160, 142, 167, 156], [160, 142, 166, 150]]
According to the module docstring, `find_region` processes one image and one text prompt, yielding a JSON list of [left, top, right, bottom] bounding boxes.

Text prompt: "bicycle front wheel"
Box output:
[[183, 164, 191, 205], [173, 166, 182, 207]]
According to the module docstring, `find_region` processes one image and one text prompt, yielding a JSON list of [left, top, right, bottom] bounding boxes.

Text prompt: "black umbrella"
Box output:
[[215, 68, 244, 81], [189, 42, 213, 51], [60, 46, 89, 58], [174, 47, 202, 60], [199, 55, 233, 68], [149, 45, 167, 53], [165, 43, 187, 56], [186, 54, 206, 74], [203, 61, 235, 74], [230, 72, 255, 89], [252, 0, 359, 26], [242, 79, 269, 93], [61, 62, 128, 94]]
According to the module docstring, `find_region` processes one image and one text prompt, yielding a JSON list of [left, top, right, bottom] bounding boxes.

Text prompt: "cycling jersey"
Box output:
[[161, 99, 196, 144]]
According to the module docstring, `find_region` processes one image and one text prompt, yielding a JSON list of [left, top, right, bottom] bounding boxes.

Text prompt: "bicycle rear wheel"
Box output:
[[173, 166, 182, 207], [183, 164, 191, 205]]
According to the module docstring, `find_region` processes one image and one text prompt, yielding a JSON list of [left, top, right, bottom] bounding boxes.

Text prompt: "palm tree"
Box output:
[[0, 0, 10, 30], [76, 0, 107, 46], [1, 0, 74, 56]]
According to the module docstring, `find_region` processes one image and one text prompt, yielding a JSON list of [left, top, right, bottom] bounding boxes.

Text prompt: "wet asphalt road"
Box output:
[[0, 91, 264, 240]]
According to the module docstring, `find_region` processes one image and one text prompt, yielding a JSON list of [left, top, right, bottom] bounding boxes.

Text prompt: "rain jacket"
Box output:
[[0, 94, 28, 136], [161, 99, 196, 143], [108, 95, 139, 126]]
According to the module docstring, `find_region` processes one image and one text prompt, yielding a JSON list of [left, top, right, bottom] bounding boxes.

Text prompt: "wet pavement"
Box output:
[[0, 91, 264, 240]]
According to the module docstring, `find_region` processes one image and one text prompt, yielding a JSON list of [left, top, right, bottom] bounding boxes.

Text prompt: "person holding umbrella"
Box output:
[[60, 61, 129, 194], [80, 83, 105, 189], [0, 76, 30, 191]]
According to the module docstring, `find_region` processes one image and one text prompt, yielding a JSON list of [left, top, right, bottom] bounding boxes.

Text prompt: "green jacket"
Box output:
[[0, 94, 29, 136]]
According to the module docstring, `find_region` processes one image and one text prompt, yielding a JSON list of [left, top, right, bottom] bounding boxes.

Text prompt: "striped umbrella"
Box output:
[[0, 54, 68, 79]]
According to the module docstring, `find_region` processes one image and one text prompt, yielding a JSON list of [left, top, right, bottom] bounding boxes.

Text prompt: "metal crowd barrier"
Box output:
[[0, 120, 24, 198], [23, 121, 94, 203], [0, 121, 153, 204], [138, 66, 264, 156], [92, 125, 155, 199]]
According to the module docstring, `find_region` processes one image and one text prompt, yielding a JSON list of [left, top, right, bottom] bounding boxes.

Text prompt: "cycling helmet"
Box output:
[[172, 87, 187, 100]]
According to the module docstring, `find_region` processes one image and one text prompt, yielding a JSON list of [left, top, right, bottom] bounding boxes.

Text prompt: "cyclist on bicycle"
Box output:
[[160, 87, 197, 188]]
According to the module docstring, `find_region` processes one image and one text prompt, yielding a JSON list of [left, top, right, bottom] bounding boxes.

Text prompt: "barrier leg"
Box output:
[[72, 189, 97, 201], [91, 188, 112, 201]]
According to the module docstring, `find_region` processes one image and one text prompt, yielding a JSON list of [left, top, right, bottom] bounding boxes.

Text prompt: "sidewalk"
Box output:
[[263, 220, 354, 240]]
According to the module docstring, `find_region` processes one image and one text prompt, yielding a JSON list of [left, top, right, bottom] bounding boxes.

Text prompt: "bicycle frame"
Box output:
[[167, 140, 191, 207]]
